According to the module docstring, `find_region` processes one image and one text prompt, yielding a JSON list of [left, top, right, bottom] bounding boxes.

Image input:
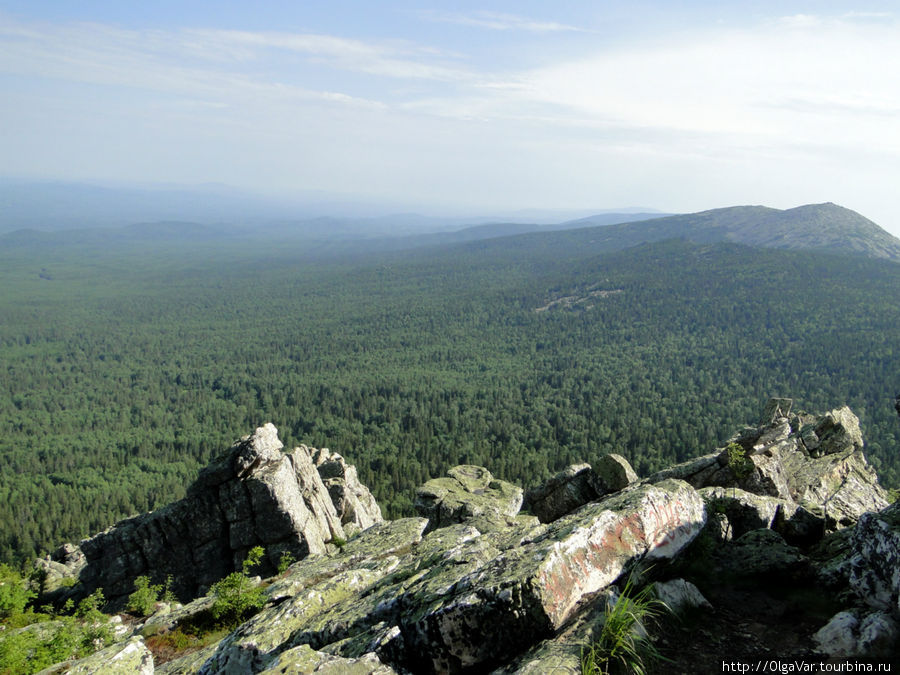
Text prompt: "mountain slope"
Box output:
[[641, 203, 900, 259], [454, 202, 900, 264]]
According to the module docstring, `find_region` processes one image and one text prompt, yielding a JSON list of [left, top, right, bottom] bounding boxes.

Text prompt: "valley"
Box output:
[[1, 204, 899, 565]]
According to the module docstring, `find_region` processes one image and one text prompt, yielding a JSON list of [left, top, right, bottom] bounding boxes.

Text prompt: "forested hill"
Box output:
[[468, 202, 900, 263], [1, 207, 899, 564]]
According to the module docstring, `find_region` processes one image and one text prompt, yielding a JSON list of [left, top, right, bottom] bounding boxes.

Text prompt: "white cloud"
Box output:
[[0, 17, 466, 112], [179, 28, 470, 81], [420, 10, 586, 33], [406, 15, 900, 162]]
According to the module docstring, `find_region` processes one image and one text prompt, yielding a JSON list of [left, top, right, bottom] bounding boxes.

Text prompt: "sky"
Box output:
[[1, 1, 899, 234]]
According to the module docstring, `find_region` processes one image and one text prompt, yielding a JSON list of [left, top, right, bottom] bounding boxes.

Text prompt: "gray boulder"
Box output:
[[594, 454, 639, 493], [814, 609, 899, 658], [647, 401, 887, 532], [260, 644, 397, 674], [653, 578, 712, 613], [814, 610, 860, 657], [781, 422, 889, 528], [414, 465, 524, 532], [719, 529, 808, 580], [313, 448, 383, 535], [523, 463, 602, 523], [699, 486, 796, 539]]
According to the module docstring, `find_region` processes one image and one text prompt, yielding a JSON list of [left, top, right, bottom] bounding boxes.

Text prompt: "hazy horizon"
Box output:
[[2, 2, 899, 236]]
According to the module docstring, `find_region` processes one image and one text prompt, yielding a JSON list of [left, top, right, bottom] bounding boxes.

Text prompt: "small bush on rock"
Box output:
[[277, 552, 296, 575], [209, 546, 266, 627], [127, 576, 162, 617]]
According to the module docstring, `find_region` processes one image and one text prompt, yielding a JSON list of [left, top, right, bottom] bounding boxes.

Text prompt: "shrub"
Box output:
[[277, 552, 296, 575], [209, 546, 266, 627], [725, 442, 753, 480], [127, 576, 163, 617], [161, 575, 178, 604], [0, 589, 114, 674]]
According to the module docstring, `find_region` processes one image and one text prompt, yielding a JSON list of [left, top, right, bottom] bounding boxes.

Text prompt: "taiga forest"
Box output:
[[2, 205, 898, 564]]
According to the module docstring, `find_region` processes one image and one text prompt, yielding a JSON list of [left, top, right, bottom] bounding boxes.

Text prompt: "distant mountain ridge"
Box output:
[[626, 203, 900, 260], [3, 195, 897, 264], [456, 202, 900, 264]]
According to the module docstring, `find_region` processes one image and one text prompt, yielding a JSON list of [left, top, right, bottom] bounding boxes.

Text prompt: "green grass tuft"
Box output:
[[581, 576, 669, 675]]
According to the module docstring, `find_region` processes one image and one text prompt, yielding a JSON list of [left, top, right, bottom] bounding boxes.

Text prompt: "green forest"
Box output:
[[1, 229, 899, 564]]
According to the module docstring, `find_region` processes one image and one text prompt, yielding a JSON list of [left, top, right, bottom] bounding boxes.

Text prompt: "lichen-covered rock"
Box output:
[[184, 479, 703, 675], [807, 406, 864, 457], [857, 611, 900, 658], [814, 610, 860, 657], [260, 644, 397, 674], [496, 642, 581, 674], [843, 502, 900, 611], [38, 636, 154, 675], [813, 609, 899, 658], [202, 567, 388, 673], [643, 452, 722, 487], [156, 642, 222, 674], [594, 454, 639, 493], [140, 595, 216, 637], [759, 398, 793, 425], [646, 401, 886, 531], [38, 425, 376, 609], [742, 451, 793, 500], [191, 518, 429, 673], [492, 587, 617, 675], [523, 463, 602, 523], [414, 465, 523, 532], [399, 479, 704, 673], [36, 399, 896, 674], [781, 431, 889, 528], [34, 543, 87, 598], [779, 504, 827, 547]]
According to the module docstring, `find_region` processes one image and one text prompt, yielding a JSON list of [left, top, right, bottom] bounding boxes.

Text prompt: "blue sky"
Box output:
[[2, 1, 899, 233]]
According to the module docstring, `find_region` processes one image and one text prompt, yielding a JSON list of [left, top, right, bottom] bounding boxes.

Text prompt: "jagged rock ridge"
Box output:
[[37, 400, 900, 673], [37, 424, 382, 607]]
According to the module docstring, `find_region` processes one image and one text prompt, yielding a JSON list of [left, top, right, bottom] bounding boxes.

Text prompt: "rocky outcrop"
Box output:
[[36, 424, 381, 608], [645, 400, 889, 529], [414, 465, 524, 532], [522, 454, 640, 524], [594, 453, 639, 493], [312, 449, 383, 535], [159, 477, 703, 674], [31, 399, 900, 672], [813, 609, 899, 658]]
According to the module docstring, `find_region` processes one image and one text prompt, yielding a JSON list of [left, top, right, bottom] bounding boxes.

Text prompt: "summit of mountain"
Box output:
[[554, 202, 900, 262]]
